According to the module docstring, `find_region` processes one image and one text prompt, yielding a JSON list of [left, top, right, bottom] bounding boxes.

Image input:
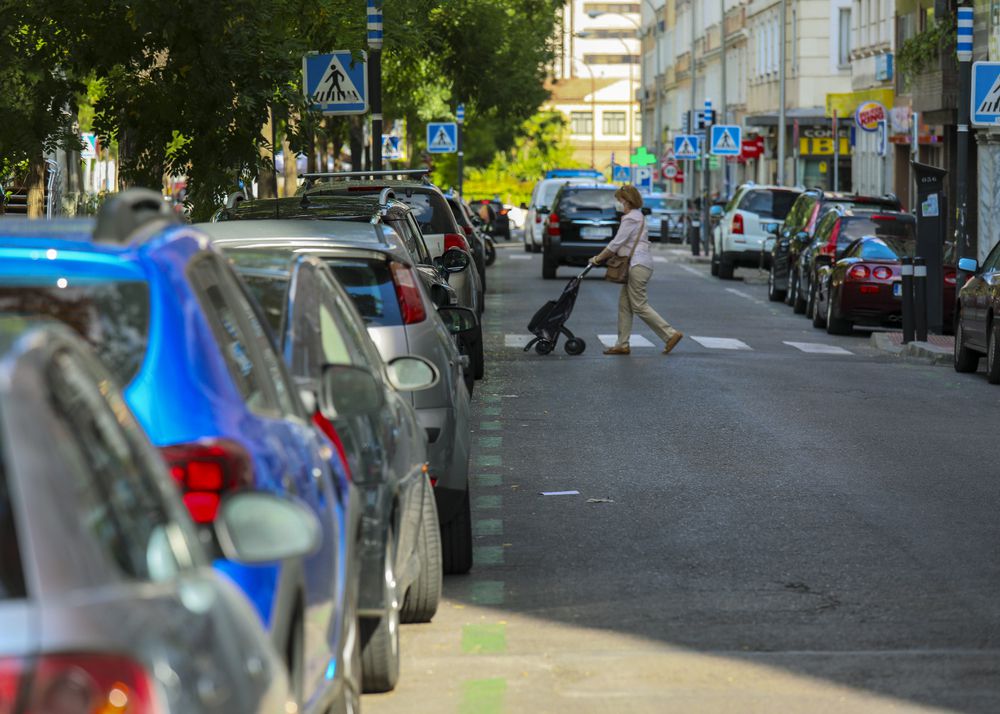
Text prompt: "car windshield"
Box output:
[[645, 197, 685, 211], [0, 281, 150, 385], [858, 237, 915, 261], [558, 189, 616, 211], [324, 258, 402, 327], [394, 192, 455, 234], [0, 416, 27, 601], [841, 216, 915, 243], [738, 190, 798, 219]]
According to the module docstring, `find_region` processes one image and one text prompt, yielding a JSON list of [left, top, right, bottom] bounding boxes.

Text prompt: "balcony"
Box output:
[[910, 51, 958, 119]]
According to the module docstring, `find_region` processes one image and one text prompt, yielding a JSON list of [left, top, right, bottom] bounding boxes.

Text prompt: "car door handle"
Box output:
[[457, 355, 470, 370]]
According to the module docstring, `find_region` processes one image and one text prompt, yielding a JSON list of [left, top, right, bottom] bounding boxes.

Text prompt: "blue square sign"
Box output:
[[612, 164, 631, 182], [710, 125, 742, 156], [426, 122, 458, 153], [303, 51, 368, 115], [972, 62, 1000, 126], [674, 135, 700, 160]]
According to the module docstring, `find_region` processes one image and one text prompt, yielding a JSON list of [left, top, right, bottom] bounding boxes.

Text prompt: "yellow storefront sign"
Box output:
[[825, 88, 895, 119], [800, 137, 851, 156]]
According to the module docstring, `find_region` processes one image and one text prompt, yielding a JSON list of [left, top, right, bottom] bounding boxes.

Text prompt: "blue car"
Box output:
[[0, 191, 362, 714]]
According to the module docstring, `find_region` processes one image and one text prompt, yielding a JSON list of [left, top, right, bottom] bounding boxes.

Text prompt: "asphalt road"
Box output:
[[368, 240, 1000, 714]]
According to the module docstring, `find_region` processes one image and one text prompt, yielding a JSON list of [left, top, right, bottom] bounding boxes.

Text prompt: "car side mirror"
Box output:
[[710, 205, 724, 218], [386, 355, 440, 392], [318, 363, 385, 419], [958, 257, 978, 273], [441, 247, 470, 274], [214, 491, 321, 564], [438, 305, 478, 335]]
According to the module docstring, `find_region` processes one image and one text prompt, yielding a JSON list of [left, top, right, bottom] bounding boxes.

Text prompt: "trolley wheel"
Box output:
[[564, 338, 586, 355], [535, 340, 555, 355]]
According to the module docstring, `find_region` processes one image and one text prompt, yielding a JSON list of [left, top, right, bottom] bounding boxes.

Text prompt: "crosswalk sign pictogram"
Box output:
[[426, 122, 458, 153], [612, 164, 631, 182], [674, 135, 700, 160], [972, 62, 1000, 126], [710, 125, 742, 156], [303, 51, 368, 115]]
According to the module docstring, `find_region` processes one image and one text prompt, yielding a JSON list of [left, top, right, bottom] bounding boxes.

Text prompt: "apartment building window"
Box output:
[[571, 111, 594, 135], [603, 111, 627, 135], [838, 7, 852, 67], [585, 29, 635, 39], [634, 113, 642, 138], [584, 2, 640, 13], [584, 54, 640, 65]]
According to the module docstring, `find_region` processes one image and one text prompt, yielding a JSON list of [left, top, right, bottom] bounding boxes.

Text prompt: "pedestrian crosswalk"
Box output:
[[501, 333, 856, 356]]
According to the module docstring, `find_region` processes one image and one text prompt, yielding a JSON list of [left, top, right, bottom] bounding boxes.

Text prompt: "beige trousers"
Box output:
[[616, 265, 678, 347]]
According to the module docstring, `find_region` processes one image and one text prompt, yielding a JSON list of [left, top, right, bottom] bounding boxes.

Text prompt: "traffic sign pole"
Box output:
[[457, 103, 465, 196], [956, 5, 974, 272], [702, 99, 712, 256], [368, 0, 383, 170]]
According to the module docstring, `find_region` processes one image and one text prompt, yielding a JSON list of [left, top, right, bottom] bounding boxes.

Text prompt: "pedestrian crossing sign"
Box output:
[[972, 62, 1000, 126], [710, 125, 742, 156], [674, 134, 700, 160], [303, 51, 368, 115], [612, 164, 631, 182], [426, 122, 458, 153], [382, 135, 404, 160]]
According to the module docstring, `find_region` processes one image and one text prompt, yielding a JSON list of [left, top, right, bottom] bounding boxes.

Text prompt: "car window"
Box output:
[[858, 237, 913, 261], [188, 255, 280, 415], [784, 195, 814, 232], [737, 189, 798, 219], [840, 216, 915, 245], [557, 189, 616, 211], [982, 241, 1000, 272], [0, 281, 150, 386], [386, 217, 424, 264], [319, 271, 386, 368], [538, 182, 565, 208], [404, 214, 432, 264], [324, 258, 403, 327], [46, 349, 195, 583], [394, 191, 455, 234], [239, 273, 289, 336], [813, 210, 840, 243], [645, 196, 685, 211], [0, 409, 27, 600]]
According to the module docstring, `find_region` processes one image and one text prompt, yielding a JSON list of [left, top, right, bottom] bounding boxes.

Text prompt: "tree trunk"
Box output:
[[349, 116, 365, 172], [258, 107, 277, 198], [26, 156, 46, 219], [282, 135, 298, 197]]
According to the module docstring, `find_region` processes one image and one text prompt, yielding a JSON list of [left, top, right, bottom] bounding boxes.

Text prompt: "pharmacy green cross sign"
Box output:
[[630, 146, 657, 166]]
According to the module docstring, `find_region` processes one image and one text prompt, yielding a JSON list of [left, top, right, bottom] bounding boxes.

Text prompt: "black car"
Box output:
[[797, 207, 916, 320], [445, 195, 487, 291], [472, 198, 511, 241], [768, 189, 902, 306], [542, 184, 621, 280], [954, 243, 1000, 381]]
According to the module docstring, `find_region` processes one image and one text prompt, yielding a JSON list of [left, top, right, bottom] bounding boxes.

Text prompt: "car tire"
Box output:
[[542, 253, 557, 279], [718, 256, 734, 280], [767, 266, 786, 302], [987, 321, 1000, 384], [710, 248, 720, 276], [811, 283, 827, 328], [472, 327, 485, 380], [793, 274, 808, 314], [361, 526, 400, 693], [785, 270, 797, 306], [532, 243, 541, 254], [286, 611, 305, 713], [441, 487, 473, 575], [401, 480, 443, 624], [954, 316, 980, 373], [826, 291, 851, 335]]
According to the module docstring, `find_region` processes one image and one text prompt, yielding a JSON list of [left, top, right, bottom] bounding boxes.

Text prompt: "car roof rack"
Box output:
[[93, 188, 178, 243], [299, 169, 431, 190]]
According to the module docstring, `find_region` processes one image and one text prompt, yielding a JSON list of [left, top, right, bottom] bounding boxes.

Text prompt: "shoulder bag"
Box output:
[[604, 216, 645, 284]]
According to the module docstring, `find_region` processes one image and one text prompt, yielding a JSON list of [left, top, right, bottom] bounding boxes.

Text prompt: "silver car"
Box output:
[[202, 219, 477, 575], [0, 319, 320, 713], [644, 192, 691, 243]]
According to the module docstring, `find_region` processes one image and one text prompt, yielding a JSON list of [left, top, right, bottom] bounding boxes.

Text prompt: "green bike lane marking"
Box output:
[[461, 623, 507, 653], [473, 545, 504, 565], [473, 518, 503, 537], [474, 473, 502, 487], [479, 436, 502, 449], [476, 454, 502, 468], [474, 494, 502, 510], [469, 580, 505, 605], [459, 678, 506, 714], [480, 420, 502, 431]]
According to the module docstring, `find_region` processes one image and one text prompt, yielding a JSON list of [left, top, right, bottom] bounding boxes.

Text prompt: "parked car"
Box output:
[[207, 240, 446, 692], [471, 198, 511, 241], [202, 218, 478, 575], [768, 189, 902, 306], [445, 193, 488, 292], [645, 192, 691, 243], [812, 235, 956, 335], [541, 183, 622, 279], [0, 191, 362, 714], [954, 243, 1000, 381], [522, 175, 603, 253], [797, 207, 916, 322], [711, 183, 801, 280], [0, 318, 326, 714]]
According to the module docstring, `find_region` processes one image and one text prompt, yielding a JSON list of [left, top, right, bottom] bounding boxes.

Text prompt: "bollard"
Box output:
[[901, 256, 915, 344], [914, 256, 928, 342]]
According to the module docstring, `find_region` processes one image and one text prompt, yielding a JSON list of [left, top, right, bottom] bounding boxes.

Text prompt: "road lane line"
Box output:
[[653, 255, 669, 263], [598, 334, 655, 347], [677, 264, 710, 279], [725, 287, 767, 305], [784, 341, 854, 355], [508, 254, 532, 260], [689, 336, 753, 350]]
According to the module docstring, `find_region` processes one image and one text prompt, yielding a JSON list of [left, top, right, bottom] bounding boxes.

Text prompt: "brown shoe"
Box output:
[[662, 333, 683, 355], [603, 345, 631, 355]]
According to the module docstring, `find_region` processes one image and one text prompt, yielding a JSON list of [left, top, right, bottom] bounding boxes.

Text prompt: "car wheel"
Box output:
[[710, 247, 720, 276], [718, 256, 734, 280], [401, 479, 443, 623], [542, 253, 557, 279], [811, 283, 827, 328], [785, 270, 797, 306], [987, 320, 1000, 384], [954, 316, 980, 373], [472, 327, 485, 380], [441, 487, 473, 575], [826, 290, 851, 335], [767, 266, 786, 302], [793, 273, 808, 314], [361, 525, 400, 693]]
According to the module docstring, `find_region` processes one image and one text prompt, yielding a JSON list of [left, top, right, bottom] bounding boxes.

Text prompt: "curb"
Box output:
[[655, 247, 712, 265], [869, 332, 952, 366]]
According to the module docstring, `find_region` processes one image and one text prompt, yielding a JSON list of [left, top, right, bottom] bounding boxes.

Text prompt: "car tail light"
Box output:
[[547, 213, 560, 237], [535, 213, 543, 223], [443, 233, 470, 253], [312, 411, 353, 482], [872, 266, 893, 280], [859, 285, 879, 294], [944, 268, 957, 286], [731, 213, 744, 234], [461, 225, 473, 237], [160, 439, 254, 523], [820, 221, 841, 258], [847, 265, 871, 281], [389, 261, 427, 324], [871, 214, 897, 221], [0, 653, 159, 714]]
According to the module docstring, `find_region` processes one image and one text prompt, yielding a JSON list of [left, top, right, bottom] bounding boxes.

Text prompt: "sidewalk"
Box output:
[[870, 331, 953, 366]]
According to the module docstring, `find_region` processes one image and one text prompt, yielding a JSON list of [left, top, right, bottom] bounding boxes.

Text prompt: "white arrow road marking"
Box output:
[[689, 336, 753, 350], [783, 341, 854, 355], [598, 334, 655, 347]]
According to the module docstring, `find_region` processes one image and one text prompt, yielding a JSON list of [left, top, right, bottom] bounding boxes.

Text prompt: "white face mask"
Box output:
[[614, 200, 626, 213]]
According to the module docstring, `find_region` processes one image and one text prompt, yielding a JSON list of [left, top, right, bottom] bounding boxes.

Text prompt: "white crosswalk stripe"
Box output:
[[508, 254, 533, 260], [689, 336, 753, 350], [653, 256, 669, 263], [598, 334, 655, 348], [783, 341, 853, 355], [504, 334, 533, 347]]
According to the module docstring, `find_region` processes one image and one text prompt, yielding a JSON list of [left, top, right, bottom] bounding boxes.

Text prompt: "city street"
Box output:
[[368, 243, 1000, 714]]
